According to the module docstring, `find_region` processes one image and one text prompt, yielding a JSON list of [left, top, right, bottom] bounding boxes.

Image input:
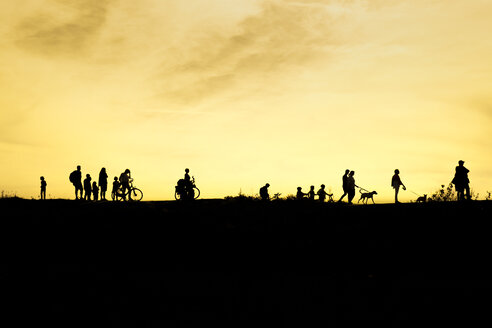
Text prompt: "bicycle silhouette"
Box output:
[[112, 179, 143, 201], [175, 176, 200, 200]]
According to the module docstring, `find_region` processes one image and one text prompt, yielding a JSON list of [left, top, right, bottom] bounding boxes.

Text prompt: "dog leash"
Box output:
[[357, 186, 371, 193], [408, 190, 422, 197]]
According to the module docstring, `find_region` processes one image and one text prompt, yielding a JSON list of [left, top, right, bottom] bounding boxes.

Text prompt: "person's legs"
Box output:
[[338, 189, 348, 202], [464, 184, 471, 200], [394, 186, 400, 203]]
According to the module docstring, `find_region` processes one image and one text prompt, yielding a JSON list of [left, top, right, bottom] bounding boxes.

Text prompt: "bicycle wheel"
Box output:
[[130, 188, 143, 201], [194, 187, 200, 200], [175, 189, 180, 200]]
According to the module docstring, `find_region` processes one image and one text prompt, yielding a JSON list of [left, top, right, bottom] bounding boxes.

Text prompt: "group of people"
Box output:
[[258, 161, 471, 204], [37, 161, 471, 202], [68, 166, 133, 201]]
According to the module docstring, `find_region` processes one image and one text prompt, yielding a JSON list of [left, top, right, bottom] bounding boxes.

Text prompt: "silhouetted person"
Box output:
[[296, 187, 306, 199], [307, 185, 315, 200], [112, 177, 120, 200], [452, 160, 470, 201], [84, 174, 92, 201], [259, 183, 270, 201], [69, 165, 83, 199], [119, 169, 131, 200], [338, 169, 350, 202], [391, 169, 406, 203], [317, 184, 329, 202], [40, 176, 47, 200], [92, 182, 99, 201], [98, 168, 108, 200], [347, 171, 358, 204]]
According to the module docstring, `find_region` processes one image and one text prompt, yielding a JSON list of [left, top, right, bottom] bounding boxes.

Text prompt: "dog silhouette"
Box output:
[[358, 191, 377, 204], [416, 194, 427, 203]]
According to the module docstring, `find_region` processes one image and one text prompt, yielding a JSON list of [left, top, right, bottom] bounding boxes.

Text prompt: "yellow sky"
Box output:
[[1, 0, 491, 202]]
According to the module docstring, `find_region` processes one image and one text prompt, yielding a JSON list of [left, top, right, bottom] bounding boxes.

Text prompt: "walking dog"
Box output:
[[358, 190, 378, 204]]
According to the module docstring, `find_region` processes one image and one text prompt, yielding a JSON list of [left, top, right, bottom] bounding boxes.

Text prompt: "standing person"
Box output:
[[338, 169, 350, 202], [346, 171, 358, 204], [119, 169, 131, 200], [317, 184, 329, 202], [40, 176, 47, 200], [452, 160, 470, 201], [92, 181, 99, 201], [69, 165, 83, 200], [307, 185, 315, 200], [391, 169, 406, 204], [98, 168, 108, 200], [111, 176, 120, 200], [259, 183, 270, 201], [83, 174, 92, 201]]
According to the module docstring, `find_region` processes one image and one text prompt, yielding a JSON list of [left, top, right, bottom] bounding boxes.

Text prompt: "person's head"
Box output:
[[114, 176, 118, 181], [349, 171, 355, 176], [125, 169, 130, 174], [185, 168, 190, 173], [297, 187, 302, 190], [101, 167, 106, 173], [321, 184, 325, 189], [310, 185, 314, 190], [86, 174, 90, 178], [265, 183, 270, 187], [458, 160, 464, 166], [394, 169, 400, 174], [77, 165, 81, 171], [40, 176, 44, 181], [93, 181, 97, 186], [345, 169, 350, 174]]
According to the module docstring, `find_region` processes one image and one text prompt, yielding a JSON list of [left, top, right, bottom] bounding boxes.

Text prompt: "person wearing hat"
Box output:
[[452, 160, 470, 201], [391, 169, 406, 203]]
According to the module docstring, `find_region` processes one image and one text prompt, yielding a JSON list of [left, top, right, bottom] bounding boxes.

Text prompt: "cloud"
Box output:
[[13, 0, 110, 57], [155, 0, 339, 105]]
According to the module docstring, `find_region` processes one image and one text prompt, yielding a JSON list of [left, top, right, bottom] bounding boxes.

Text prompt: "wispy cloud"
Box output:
[[154, 0, 340, 105], [13, 0, 110, 57]]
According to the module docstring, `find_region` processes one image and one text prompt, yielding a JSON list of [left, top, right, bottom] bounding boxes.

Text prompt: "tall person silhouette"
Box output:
[[452, 160, 470, 201], [99, 168, 108, 200], [338, 169, 350, 202], [391, 169, 406, 203], [69, 165, 83, 200], [347, 171, 358, 204]]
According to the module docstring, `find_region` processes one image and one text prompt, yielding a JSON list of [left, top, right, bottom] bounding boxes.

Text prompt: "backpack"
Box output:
[[69, 171, 76, 183]]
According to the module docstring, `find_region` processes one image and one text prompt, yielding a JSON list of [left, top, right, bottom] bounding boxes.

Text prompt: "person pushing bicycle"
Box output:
[[119, 169, 132, 200]]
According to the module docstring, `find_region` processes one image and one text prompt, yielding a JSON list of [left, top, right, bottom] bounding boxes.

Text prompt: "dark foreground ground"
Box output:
[[1, 199, 492, 327]]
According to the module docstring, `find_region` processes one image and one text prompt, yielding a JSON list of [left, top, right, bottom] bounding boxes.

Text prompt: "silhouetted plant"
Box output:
[[429, 183, 456, 202], [272, 193, 282, 200], [486, 191, 491, 201]]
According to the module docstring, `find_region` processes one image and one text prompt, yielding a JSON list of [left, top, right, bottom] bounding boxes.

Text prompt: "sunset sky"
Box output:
[[1, 0, 491, 202]]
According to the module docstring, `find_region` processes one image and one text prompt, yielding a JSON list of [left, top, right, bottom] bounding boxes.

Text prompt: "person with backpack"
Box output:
[[69, 165, 83, 200], [259, 183, 270, 201]]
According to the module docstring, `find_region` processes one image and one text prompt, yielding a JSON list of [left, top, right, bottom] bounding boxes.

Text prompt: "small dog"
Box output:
[[416, 194, 427, 203], [358, 191, 377, 204]]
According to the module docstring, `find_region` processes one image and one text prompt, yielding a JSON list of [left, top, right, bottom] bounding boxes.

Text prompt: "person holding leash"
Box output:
[[391, 169, 406, 203], [347, 171, 358, 204]]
